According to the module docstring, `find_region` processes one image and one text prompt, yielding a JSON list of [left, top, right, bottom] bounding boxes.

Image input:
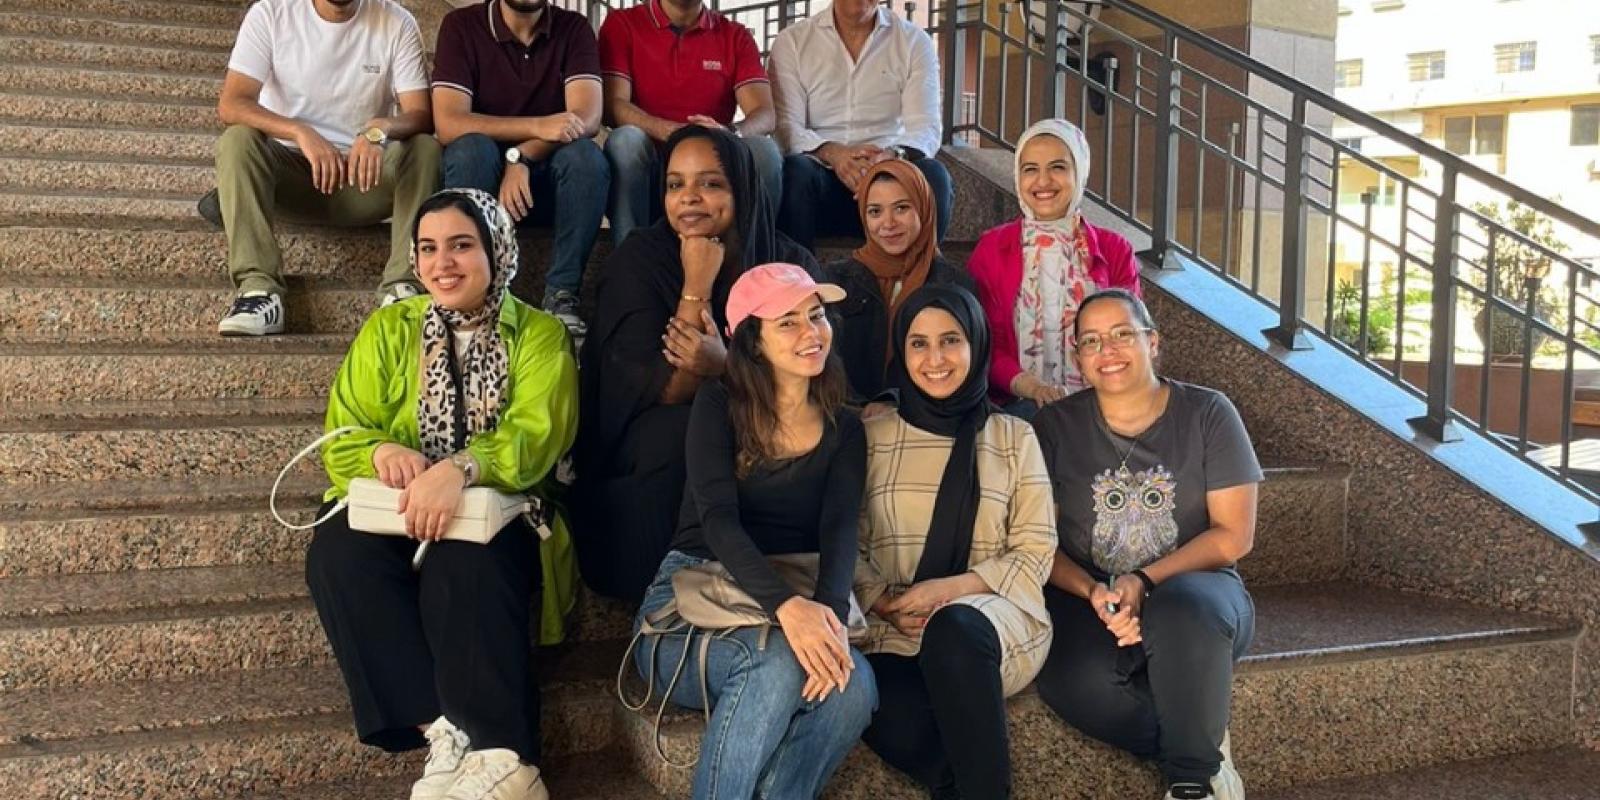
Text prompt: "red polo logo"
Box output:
[[702, 59, 722, 71]]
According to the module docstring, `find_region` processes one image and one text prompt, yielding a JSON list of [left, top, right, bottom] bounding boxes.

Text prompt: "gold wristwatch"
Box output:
[[361, 126, 388, 146]]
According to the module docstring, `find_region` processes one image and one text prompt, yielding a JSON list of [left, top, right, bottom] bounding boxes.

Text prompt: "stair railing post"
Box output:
[[1138, 30, 1180, 270], [1407, 166, 1463, 442], [1044, 0, 1065, 119], [1263, 94, 1312, 349], [939, 0, 964, 146]]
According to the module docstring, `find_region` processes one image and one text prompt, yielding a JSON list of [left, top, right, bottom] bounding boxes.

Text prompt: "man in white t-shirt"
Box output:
[[210, 0, 440, 336]]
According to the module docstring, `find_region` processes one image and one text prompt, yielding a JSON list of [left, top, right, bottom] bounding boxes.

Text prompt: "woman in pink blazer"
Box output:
[[966, 119, 1142, 418]]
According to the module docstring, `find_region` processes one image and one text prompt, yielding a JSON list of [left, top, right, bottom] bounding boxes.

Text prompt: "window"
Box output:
[[1444, 115, 1506, 155], [1408, 51, 1446, 81], [1574, 104, 1600, 146], [1494, 42, 1536, 73], [1336, 136, 1364, 154], [1591, 35, 1600, 65], [1335, 59, 1364, 88]]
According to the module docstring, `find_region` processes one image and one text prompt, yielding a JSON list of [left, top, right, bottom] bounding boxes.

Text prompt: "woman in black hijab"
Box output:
[[574, 125, 820, 602], [853, 285, 1057, 799]]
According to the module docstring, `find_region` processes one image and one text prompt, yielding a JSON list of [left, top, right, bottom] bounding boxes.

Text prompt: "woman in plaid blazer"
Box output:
[[853, 285, 1058, 800]]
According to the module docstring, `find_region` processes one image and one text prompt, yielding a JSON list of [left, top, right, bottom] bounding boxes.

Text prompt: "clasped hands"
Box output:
[[816, 142, 899, 197], [662, 234, 728, 376], [1090, 574, 1148, 647], [371, 443, 469, 541], [871, 575, 971, 636]]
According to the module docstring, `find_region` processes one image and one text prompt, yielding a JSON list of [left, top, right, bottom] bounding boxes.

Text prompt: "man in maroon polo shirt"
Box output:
[[597, 0, 780, 245], [432, 0, 608, 335]]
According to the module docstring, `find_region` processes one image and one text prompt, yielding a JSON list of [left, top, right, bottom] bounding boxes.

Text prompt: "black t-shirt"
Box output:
[[1031, 380, 1263, 576], [672, 381, 867, 620]]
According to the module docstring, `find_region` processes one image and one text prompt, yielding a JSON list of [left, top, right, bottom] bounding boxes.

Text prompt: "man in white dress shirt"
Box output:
[[769, 0, 951, 249]]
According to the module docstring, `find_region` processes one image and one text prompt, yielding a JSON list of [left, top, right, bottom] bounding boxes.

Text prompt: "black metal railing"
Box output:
[[943, 0, 1600, 505], [559, 0, 1600, 506]]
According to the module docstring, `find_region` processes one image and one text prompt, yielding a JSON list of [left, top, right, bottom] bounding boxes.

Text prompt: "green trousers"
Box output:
[[215, 123, 442, 296]]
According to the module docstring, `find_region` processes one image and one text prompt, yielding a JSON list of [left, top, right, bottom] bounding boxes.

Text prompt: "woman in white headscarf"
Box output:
[[966, 119, 1143, 419]]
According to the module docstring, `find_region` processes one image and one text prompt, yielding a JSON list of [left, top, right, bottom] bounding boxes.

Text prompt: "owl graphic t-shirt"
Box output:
[[1031, 380, 1263, 577]]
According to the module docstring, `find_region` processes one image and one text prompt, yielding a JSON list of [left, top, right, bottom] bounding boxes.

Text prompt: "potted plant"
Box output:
[[1469, 200, 1566, 362]]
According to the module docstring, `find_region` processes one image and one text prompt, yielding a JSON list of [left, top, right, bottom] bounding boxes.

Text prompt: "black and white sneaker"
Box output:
[[542, 289, 586, 338], [218, 291, 285, 336]]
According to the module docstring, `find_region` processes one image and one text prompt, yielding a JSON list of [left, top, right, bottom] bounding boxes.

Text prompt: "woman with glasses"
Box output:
[[966, 119, 1141, 418], [1030, 288, 1261, 800]]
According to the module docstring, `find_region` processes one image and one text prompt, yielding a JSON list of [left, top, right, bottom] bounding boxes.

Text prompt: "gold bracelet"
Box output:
[[681, 293, 708, 303]]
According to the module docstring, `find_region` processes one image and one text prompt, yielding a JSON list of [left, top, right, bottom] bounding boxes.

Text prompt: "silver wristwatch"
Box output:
[[448, 451, 479, 487]]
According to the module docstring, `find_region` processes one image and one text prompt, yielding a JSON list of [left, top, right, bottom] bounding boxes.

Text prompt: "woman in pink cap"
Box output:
[[630, 262, 876, 800]]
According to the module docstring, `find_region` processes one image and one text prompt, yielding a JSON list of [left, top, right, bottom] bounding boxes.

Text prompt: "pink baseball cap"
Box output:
[[724, 263, 847, 335]]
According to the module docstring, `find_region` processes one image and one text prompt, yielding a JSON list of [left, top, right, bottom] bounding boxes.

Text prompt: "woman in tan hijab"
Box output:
[[823, 159, 975, 401]]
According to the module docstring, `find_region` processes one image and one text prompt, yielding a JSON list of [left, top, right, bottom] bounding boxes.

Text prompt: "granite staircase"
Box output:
[[0, 0, 1594, 797]]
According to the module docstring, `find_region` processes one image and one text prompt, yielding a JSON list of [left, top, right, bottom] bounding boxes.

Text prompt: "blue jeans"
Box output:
[[441, 133, 608, 296], [777, 152, 953, 250], [634, 550, 877, 800], [605, 125, 784, 247]]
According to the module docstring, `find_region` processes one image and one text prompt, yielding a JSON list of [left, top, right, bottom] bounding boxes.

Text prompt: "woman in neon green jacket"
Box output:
[[306, 188, 577, 800]]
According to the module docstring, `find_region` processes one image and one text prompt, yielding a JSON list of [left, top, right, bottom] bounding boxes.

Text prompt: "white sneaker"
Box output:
[[1162, 731, 1244, 800], [383, 283, 423, 307], [1213, 729, 1244, 800], [411, 717, 471, 800], [217, 291, 284, 336], [443, 749, 548, 800]]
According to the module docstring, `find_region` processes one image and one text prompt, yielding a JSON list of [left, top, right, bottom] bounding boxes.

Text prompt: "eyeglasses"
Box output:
[[1073, 325, 1153, 356]]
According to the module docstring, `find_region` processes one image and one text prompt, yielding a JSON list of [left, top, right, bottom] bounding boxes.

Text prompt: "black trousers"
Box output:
[[861, 605, 1011, 800], [574, 403, 692, 603], [305, 505, 543, 763], [1034, 570, 1254, 785]]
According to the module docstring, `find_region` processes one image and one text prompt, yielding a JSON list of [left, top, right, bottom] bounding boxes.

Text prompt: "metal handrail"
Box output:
[[937, 0, 1600, 507], [1093, 0, 1600, 242]]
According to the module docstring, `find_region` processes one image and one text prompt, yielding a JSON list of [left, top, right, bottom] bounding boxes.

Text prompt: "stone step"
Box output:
[[0, 187, 204, 227], [0, 563, 635, 689], [240, 751, 667, 800], [0, 647, 627, 799], [1253, 746, 1600, 800], [0, 153, 215, 199], [1243, 464, 1347, 586], [0, 277, 374, 343], [0, 0, 243, 29], [0, 33, 230, 75], [617, 581, 1579, 798], [0, 644, 616, 747], [0, 473, 324, 578], [0, 91, 216, 134], [0, 123, 215, 164], [1, 714, 409, 799], [0, 402, 323, 484], [0, 62, 221, 105], [0, 337, 348, 403], [0, 10, 237, 50], [0, 225, 386, 281]]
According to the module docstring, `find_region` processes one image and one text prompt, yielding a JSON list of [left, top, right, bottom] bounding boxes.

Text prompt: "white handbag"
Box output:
[[270, 427, 550, 566]]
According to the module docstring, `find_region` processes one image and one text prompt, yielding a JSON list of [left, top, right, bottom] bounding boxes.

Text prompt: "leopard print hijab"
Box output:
[[410, 188, 519, 462]]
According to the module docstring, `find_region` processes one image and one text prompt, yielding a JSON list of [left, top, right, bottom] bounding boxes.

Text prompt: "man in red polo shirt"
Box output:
[[432, 0, 607, 335], [597, 0, 780, 246]]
